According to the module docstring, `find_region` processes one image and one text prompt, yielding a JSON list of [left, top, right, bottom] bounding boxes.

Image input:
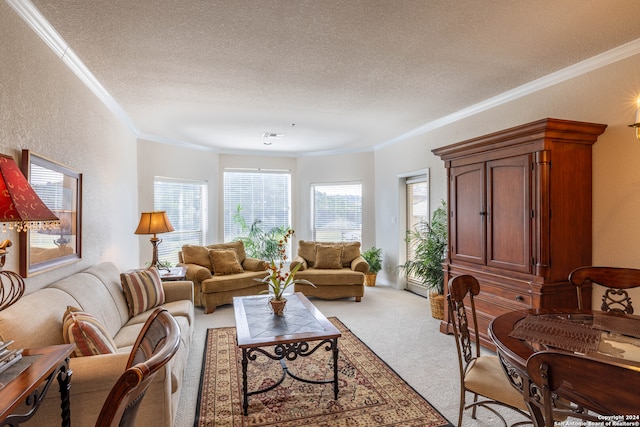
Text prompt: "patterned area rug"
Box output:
[[194, 317, 452, 426]]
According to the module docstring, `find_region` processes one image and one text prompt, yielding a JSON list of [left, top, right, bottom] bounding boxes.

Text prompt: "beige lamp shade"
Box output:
[[135, 211, 174, 236], [135, 211, 174, 269]]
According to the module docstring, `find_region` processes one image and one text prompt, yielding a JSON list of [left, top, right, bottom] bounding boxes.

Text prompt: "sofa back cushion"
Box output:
[[0, 288, 78, 349], [181, 241, 248, 273], [340, 242, 362, 266], [298, 241, 362, 267], [182, 245, 212, 269], [298, 240, 318, 264], [53, 262, 129, 337]]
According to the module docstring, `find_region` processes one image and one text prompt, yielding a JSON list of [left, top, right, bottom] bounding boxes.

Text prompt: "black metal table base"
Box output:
[[241, 338, 339, 415], [2, 359, 72, 427]]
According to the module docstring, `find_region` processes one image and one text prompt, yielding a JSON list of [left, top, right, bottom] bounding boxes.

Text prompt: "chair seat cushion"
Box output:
[[464, 355, 529, 411], [294, 268, 364, 285], [201, 270, 268, 293]]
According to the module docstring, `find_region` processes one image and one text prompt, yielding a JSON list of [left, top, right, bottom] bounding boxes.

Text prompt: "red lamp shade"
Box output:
[[0, 154, 58, 231], [0, 153, 59, 311]]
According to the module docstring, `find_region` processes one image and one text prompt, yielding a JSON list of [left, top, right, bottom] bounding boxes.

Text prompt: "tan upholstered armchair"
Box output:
[[178, 241, 268, 313], [290, 240, 368, 302]]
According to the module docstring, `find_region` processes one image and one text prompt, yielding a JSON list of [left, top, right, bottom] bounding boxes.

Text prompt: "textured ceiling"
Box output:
[[26, 0, 640, 155]]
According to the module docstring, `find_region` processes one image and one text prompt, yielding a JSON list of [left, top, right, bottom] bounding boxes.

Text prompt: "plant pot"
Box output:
[[269, 297, 287, 316], [429, 292, 445, 320], [364, 273, 377, 287]]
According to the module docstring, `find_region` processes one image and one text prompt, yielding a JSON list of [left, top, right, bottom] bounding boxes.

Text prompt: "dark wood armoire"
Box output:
[[432, 118, 607, 348]]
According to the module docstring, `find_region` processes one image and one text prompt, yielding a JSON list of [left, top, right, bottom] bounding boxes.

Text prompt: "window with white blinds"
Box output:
[[153, 177, 208, 265], [406, 173, 429, 285], [312, 182, 362, 242], [223, 170, 291, 242]]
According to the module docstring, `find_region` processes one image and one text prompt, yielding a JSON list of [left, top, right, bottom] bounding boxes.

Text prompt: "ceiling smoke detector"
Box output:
[[262, 132, 284, 145], [263, 132, 284, 139]]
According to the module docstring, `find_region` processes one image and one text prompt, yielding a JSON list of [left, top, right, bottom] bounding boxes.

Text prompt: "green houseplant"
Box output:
[[232, 205, 291, 260], [255, 230, 315, 315], [398, 200, 448, 319], [361, 247, 383, 286]]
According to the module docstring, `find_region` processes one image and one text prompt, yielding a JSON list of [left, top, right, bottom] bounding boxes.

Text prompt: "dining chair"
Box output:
[[568, 266, 640, 314], [525, 350, 640, 426], [447, 274, 531, 427], [95, 307, 181, 427]]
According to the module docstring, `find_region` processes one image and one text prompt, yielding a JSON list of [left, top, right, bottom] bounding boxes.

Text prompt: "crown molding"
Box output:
[[9, 0, 640, 156], [7, 0, 139, 134], [376, 37, 640, 150]]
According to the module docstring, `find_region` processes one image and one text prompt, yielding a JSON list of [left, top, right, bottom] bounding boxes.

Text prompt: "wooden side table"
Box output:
[[0, 344, 74, 427], [160, 266, 187, 281]]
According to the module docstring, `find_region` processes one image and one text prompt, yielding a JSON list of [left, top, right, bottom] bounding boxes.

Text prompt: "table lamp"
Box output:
[[135, 211, 174, 269], [0, 154, 59, 310]]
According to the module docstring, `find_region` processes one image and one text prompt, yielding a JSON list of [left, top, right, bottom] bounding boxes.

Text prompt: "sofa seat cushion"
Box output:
[[295, 268, 364, 285], [114, 311, 191, 351], [201, 270, 267, 293]]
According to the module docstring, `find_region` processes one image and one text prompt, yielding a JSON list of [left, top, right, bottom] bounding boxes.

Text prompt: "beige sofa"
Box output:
[[0, 262, 194, 427], [178, 241, 268, 313], [290, 240, 368, 301]]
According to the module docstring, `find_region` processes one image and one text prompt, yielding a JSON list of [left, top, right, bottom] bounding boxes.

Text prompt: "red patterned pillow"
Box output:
[[62, 306, 117, 357], [120, 267, 166, 317]]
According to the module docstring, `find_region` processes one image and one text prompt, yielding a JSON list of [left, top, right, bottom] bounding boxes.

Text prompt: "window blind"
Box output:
[[223, 170, 291, 242], [312, 182, 362, 242], [154, 177, 208, 265]]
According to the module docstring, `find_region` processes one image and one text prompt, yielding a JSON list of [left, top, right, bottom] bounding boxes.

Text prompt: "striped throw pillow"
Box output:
[[62, 306, 117, 357], [120, 267, 166, 317]]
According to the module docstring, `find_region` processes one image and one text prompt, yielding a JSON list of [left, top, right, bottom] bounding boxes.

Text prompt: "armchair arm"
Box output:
[[162, 280, 194, 303], [242, 257, 268, 272], [179, 263, 212, 286], [351, 255, 370, 273], [290, 256, 308, 271]]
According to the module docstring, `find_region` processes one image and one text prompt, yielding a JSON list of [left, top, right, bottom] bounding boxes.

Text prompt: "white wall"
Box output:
[[1, 2, 139, 291], [136, 139, 220, 266], [376, 52, 640, 289], [295, 152, 375, 249], [135, 52, 640, 291]]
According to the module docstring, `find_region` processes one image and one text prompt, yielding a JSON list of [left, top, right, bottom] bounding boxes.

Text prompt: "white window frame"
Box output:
[[223, 169, 291, 244], [153, 176, 208, 266], [311, 181, 362, 242]]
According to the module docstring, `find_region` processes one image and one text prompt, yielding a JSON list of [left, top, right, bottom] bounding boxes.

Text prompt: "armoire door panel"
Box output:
[[486, 155, 532, 273], [451, 163, 485, 265]]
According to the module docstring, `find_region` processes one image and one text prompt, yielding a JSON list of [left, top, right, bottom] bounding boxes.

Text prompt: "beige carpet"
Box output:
[[175, 285, 532, 427], [194, 317, 451, 426]]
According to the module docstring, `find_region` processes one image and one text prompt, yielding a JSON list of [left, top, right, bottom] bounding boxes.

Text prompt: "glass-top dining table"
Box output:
[[489, 308, 640, 422]]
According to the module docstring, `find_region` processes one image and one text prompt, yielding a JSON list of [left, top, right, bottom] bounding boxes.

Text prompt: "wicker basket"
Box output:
[[429, 292, 445, 320], [364, 273, 377, 287]]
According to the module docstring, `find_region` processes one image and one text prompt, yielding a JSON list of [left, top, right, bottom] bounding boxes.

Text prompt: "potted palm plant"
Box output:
[[398, 200, 448, 319], [361, 247, 383, 286]]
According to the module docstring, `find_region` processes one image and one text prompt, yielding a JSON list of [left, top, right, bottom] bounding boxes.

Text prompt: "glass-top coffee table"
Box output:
[[233, 292, 341, 415]]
